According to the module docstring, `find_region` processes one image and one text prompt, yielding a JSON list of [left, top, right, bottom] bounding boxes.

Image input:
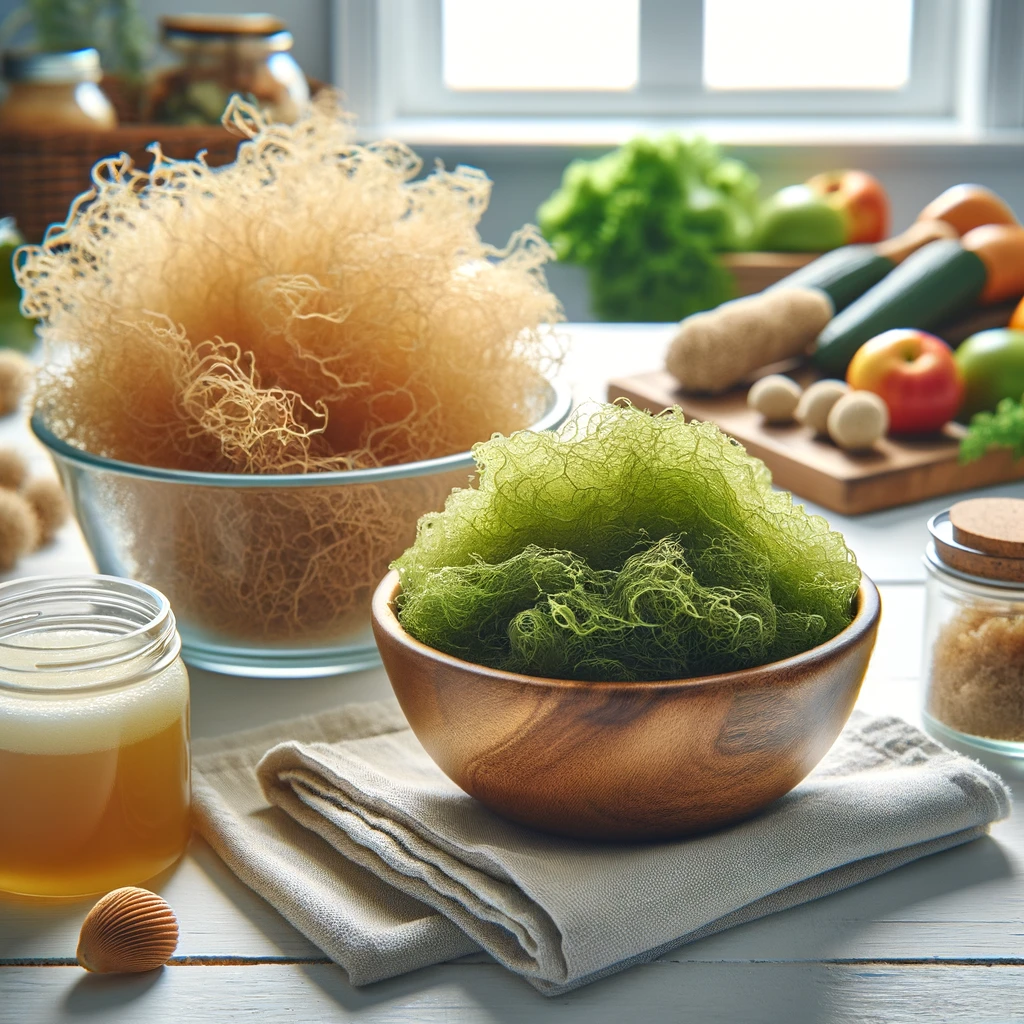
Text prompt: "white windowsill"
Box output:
[[362, 116, 1024, 151]]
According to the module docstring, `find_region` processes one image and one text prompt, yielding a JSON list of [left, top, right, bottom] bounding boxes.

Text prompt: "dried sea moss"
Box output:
[[14, 93, 563, 643], [17, 93, 562, 473], [100, 467, 469, 643], [394, 404, 860, 680]]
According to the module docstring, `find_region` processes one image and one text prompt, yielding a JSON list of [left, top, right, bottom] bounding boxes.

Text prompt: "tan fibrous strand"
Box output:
[[15, 94, 563, 642]]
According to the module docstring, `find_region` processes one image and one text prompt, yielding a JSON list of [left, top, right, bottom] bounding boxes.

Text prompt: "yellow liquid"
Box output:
[[0, 631, 191, 898]]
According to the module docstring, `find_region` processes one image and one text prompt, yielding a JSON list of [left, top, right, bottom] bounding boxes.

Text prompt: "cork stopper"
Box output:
[[949, 498, 1024, 558], [930, 498, 1024, 583]]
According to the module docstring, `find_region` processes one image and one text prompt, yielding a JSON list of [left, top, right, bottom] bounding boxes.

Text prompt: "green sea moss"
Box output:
[[393, 404, 860, 680]]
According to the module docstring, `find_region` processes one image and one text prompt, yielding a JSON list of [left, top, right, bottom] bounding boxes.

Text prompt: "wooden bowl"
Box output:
[[371, 571, 880, 841]]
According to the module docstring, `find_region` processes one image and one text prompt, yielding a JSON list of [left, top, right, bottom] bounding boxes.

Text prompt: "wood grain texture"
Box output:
[[608, 368, 1024, 515], [372, 572, 879, 840], [5, 961, 1024, 1024], [0, 836, 323, 962], [6, 772, 1024, 971]]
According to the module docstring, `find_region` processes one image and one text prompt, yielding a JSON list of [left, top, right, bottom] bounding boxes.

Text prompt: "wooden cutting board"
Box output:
[[607, 367, 1024, 515]]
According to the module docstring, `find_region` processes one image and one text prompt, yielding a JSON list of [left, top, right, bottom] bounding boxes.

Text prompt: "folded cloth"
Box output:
[[191, 702, 478, 983], [192, 699, 1010, 996]]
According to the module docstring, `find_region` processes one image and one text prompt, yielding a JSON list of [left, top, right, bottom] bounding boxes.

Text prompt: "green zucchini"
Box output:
[[768, 244, 894, 312], [812, 239, 987, 376]]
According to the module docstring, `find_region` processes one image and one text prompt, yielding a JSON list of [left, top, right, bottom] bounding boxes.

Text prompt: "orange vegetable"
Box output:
[[916, 184, 1018, 237], [1008, 295, 1024, 331], [961, 224, 1024, 303]]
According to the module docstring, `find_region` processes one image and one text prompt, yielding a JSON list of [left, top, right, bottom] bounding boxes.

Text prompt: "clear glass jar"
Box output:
[[0, 575, 190, 897], [150, 14, 309, 125], [0, 48, 117, 131], [923, 512, 1024, 760]]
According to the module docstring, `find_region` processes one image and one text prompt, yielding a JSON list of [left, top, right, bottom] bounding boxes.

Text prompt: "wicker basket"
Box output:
[[0, 123, 245, 242]]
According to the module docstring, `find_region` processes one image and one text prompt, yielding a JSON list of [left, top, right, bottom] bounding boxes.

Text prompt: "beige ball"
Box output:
[[0, 489, 39, 569], [0, 447, 27, 490], [0, 350, 32, 416], [796, 379, 850, 435], [22, 476, 70, 543], [747, 374, 802, 424], [827, 391, 889, 451]]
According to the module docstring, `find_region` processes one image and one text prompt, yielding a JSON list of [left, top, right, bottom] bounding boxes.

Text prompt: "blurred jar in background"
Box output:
[[0, 48, 117, 130], [150, 13, 310, 125]]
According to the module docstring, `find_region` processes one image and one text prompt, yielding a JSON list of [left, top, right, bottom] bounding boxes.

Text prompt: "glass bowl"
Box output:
[[32, 380, 572, 678]]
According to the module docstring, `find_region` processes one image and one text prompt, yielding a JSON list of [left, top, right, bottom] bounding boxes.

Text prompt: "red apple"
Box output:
[[846, 329, 963, 434], [806, 169, 890, 244]]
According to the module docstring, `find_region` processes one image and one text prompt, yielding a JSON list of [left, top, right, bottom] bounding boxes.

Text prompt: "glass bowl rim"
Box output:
[[31, 378, 573, 489]]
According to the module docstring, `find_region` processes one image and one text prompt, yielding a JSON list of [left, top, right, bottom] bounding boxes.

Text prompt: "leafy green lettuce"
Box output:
[[537, 136, 759, 322], [960, 396, 1024, 463]]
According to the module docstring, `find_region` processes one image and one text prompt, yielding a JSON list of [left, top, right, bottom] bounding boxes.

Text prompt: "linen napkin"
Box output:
[[192, 699, 1010, 996]]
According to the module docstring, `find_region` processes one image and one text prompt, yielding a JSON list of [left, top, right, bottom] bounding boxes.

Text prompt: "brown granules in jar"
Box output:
[[928, 606, 1024, 740]]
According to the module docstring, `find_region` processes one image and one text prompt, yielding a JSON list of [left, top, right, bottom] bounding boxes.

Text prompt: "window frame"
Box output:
[[333, 0, 977, 129]]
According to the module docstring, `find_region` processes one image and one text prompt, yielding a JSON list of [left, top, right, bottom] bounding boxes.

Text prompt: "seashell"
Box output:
[[77, 886, 179, 973]]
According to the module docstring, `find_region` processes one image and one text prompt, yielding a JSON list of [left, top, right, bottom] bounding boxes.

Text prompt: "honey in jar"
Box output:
[[0, 576, 190, 897]]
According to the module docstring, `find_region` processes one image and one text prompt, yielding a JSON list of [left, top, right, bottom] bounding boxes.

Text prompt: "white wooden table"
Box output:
[[3, 324, 1023, 1023]]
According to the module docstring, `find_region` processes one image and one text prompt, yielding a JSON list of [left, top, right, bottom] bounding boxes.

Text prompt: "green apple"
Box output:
[[0, 302, 35, 352], [0, 217, 23, 305], [754, 184, 847, 252], [954, 328, 1024, 418], [0, 218, 35, 352]]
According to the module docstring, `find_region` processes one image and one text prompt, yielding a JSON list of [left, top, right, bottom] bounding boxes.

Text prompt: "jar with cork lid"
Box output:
[[923, 497, 1024, 759]]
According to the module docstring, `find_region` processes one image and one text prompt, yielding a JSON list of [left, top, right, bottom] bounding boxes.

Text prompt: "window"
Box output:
[[702, 0, 914, 92], [442, 0, 640, 92], [334, 0, 980, 129]]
